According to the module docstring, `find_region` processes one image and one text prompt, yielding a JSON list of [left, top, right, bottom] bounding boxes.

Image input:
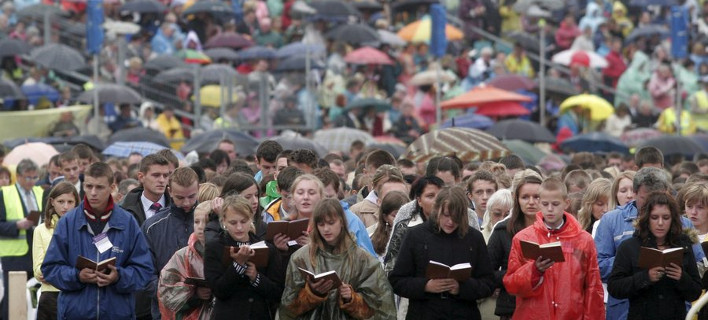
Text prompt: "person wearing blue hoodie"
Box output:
[[42, 162, 153, 320]]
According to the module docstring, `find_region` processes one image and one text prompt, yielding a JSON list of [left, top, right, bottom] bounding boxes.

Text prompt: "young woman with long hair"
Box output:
[[577, 178, 612, 235], [369, 191, 409, 261]]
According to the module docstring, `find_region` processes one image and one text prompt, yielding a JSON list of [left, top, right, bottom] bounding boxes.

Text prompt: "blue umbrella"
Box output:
[[239, 46, 276, 60], [21, 83, 60, 105], [560, 132, 629, 154], [104, 141, 184, 158], [441, 112, 494, 129], [275, 43, 326, 59]]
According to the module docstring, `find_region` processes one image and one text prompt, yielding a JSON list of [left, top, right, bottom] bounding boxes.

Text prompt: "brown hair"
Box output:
[[139, 154, 169, 174], [507, 173, 543, 235], [371, 191, 409, 255], [44, 181, 79, 229], [429, 187, 470, 238], [169, 167, 198, 188], [86, 162, 114, 184], [636, 192, 682, 247], [308, 198, 354, 266]]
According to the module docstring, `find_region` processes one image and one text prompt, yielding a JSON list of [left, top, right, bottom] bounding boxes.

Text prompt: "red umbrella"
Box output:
[[441, 85, 532, 109], [487, 74, 535, 91], [475, 101, 531, 117], [344, 46, 393, 65]]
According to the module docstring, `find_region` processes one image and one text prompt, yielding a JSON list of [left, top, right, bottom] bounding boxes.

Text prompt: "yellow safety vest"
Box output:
[[694, 91, 708, 130], [0, 185, 43, 257]]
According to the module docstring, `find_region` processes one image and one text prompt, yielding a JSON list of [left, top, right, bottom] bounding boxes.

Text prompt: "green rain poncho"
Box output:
[[615, 50, 651, 107]]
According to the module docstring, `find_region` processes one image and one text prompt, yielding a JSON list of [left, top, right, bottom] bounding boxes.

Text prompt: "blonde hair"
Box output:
[[220, 195, 255, 233], [609, 171, 636, 209], [198, 182, 220, 202], [290, 174, 324, 196], [483, 189, 513, 231], [577, 178, 612, 230]]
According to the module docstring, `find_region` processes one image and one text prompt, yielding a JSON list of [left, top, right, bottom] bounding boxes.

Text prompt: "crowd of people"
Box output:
[[0, 138, 707, 320]]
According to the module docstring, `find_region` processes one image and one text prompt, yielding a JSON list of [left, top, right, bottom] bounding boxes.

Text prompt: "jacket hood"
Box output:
[[531, 211, 583, 239]]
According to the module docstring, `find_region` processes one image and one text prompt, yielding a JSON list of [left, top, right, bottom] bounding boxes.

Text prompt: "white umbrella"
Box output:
[[409, 67, 457, 86], [377, 29, 406, 47], [552, 49, 608, 68], [103, 20, 141, 35]]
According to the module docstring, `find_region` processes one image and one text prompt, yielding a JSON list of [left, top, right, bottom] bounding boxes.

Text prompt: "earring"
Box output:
[[222, 225, 227, 229]]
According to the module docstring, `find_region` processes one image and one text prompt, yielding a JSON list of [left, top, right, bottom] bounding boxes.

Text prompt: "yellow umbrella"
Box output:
[[397, 17, 464, 43], [559, 94, 614, 121], [197, 85, 239, 108]]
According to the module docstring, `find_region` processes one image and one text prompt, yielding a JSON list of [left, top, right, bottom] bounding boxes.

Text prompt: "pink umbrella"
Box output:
[[3, 142, 58, 167], [344, 46, 393, 65]]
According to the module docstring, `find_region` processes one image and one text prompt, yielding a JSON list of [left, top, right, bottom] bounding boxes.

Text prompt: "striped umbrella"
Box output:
[[397, 16, 464, 43], [402, 128, 509, 163]]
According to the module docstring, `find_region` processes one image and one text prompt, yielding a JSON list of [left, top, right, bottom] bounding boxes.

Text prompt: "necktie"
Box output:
[[25, 190, 37, 212], [149, 202, 162, 212]]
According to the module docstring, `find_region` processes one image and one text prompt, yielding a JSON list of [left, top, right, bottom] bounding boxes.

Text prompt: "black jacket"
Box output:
[[486, 219, 515, 317], [388, 220, 494, 320], [205, 232, 286, 320], [608, 234, 702, 320], [120, 186, 172, 226]]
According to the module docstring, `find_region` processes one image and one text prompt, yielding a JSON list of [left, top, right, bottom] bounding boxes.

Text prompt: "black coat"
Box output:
[[608, 234, 702, 320], [204, 232, 286, 320], [388, 220, 494, 320], [120, 186, 172, 226], [486, 219, 515, 317]]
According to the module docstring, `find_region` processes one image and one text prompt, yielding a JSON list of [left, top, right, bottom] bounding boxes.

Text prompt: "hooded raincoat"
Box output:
[[615, 51, 651, 107], [503, 212, 605, 320]]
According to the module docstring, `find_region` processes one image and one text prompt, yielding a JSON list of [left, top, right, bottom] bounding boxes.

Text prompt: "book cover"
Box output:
[[265, 218, 309, 241], [75, 255, 116, 274], [519, 240, 565, 262], [637, 246, 684, 269], [425, 260, 473, 282], [297, 267, 342, 288], [27, 210, 41, 226], [243, 241, 269, 267]]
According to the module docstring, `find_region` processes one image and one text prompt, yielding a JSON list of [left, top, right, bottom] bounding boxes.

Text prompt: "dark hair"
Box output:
[[467, 170, 498, 193], [371, 191, 409, 255], [425, 156, 461, 180], [256, 140, 284, 163], [156, 149, 179, 169], [230, 159, 254, 176], [313, 167, 340, 191], [198, 158, 217, 171], [636, 192, 683, 247], [397, 158, 415, 169], [365, 149, 396, 169], [290, 149, 318, 169], [209, 149, 231, 168], [430, 187, 470, 237], [499, 154, 525, 170], [507, 174, 543, 235], [71, 144, 93, 160], [189, 164, 206, 183], [86, 162, 114, 185], [222, 172, 259, 198], [635, 146, 664, 168], [44, 181, 79, 229], [278, 166, 303, 192], [409, 176, 445, 219], [309, 198, 354, 266], [139, 154, 169, 174]]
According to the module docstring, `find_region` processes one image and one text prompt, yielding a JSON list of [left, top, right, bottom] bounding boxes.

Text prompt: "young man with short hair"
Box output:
[[504, 178, 604, 320], [121, 154, 172, 225], [71, 144, 94, 174], [254, 140, 283, 182], [634, 146, 664, 169], [263, 166, 302, 223], [156, 149, 179, 174], [466, 170, 498, 226], [217, 139, 237, 161], [289, 149, 318, 174], [42, 162, 153, 319]]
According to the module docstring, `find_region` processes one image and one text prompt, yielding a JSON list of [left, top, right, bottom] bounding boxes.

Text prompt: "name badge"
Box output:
[[93, 233, 113, 254]]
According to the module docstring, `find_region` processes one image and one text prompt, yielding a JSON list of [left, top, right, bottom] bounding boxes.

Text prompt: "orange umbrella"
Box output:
[[397, 17, 464, 43], [441, 85, 532, 109], [475, 101, 531, 117]]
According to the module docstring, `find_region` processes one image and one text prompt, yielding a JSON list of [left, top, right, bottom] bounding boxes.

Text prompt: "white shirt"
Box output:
[[140, 193, 165, 221]]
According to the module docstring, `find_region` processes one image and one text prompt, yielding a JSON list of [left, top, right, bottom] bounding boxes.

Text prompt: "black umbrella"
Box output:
[[486, 119, 556, 143], [204, 32, 253, 49], [392, 0, 439, 12], [77, 84, 143, 105], [538, 77, 579, 97], [308, 0, 360, 21], [182, 1, 234, 18], [181, 129, 259, 156], [506, 31, 540, 52], [155, 65, 244, 84], [204, 48, 240, 62], [352, 0, 383, 11], [638, 136, 706, 159], [0, 39, 30, 57], [0, 78, 25, 100], [17, 4, 66, 19], [154, 67, 194, 83], [108, 127, 170, 147], [345, 98, 391, 112], [560, 132, 629, 154], [120, 0, 167, 14], [144, 55, 187, 71], [201, 64, 240, 83], [270, 134, 329, 157], [30, 44, 85, 72], [275, 54, 326, 72], [325, 24, 380, 45], [625, 25, 669, 43]]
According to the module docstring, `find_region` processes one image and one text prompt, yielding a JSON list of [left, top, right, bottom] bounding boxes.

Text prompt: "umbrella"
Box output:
[[108, 127, 170, 147], [487, 74, 535, 91], [104, 141, 183, 158], [197, 85, 240, 107], [239, 46, 276, 60], [638, 136, 705, 158], [21, 83, 60, 105], [103, 21, 142, 35], [474, 101, 531, 117], [274, 54, 326, 72], [690, 134, 708, 152], [5, 135, 105, 152], [502, 140, 548, 165], [366, 142, 407, 158], [344, 46, 393, 65], [291, 0, 317, 17], [144, 55, 187, 71], [538, 77, 579, 96], [204, 48, 240, 62], [398, 16, 464, 43], [620, 128, 663, 147], [275, 43, 326, 59], [486, 119, 555, 143], [351, 0, 383, 11], [181, 129, 259, 155], [182, 0, 234, 17], [392, 0, 439, 12], [176, 49, 212, 64], [17, 4, 66, 19], [308, 0, 360, 21], [325, 24, 380, 45], [201, 64, 240, 83], [3, 142, 58, 167], [625, 25, 669, 43], [552, 49, 608, 68], [30, 44, 85, 72], [77, 84, 143, 105], [271, 133, 328, 158], [204, 32, 253, 49], [512, 0, 563, 12], [409, 67, 457, 86], [377, 29, 406, 47], [345, 98, 391, 112], [560, 132, 629, 154], [629, 0, 675, 6], [154, 67, 194, 83], [0, 38, 30, 57], [403, 128, 510, 163], [441, 112, 494, 129], [120, 0, 166, 13], [313, 127, 375, 153], [441, 85, 532, 109], [560, 94, 614, 121], [506, 31, 540, 52], [0, 77, 25, 100]]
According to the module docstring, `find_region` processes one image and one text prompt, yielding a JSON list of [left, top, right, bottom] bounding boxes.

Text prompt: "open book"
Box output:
[[425, 261, 472, 282], [298, 267, 342, 288], [184, 277, 209, 287], [222, 241, 270, 268], [265, 218, 309, 241], [520, 240, 565, 262], [75, 256, 116, 274], [638, 246, 684, 269], [27, 210, 41, 226]]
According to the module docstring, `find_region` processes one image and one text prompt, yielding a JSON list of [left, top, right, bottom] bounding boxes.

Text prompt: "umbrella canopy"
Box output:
[[108, 127, 170, 147], [176, 49, 212, 64], [154, 67, 195, 83], [392, 0, 439, 12], [502, 140, 548, 165], [120, 0, 166, 13], [487, 119, 555, 143], [17, 4, 66, 19], [625, 25, 669, 43], [366, 141, 407, 158], [30, 44, 85, 72], [0, 38, 30, 57], [102, 21, 143, 35], [344, 46, 393, 65], [197, 85, 240, 107], [474, 101, 531, 117], [409, 68, 456, 86], [690, 134, 708, 152], [507, 31, 541, 52], [204, 48, 240, 61], [313, 127, 375, 152], [351, 0, 383, 11], [637, 136, 705, 158], [403, 128, 509, 162], [239, 46, 276, 60], [398, 16, 463, 43], [274, 54, 326, 72], [275, 43, 326, 59], [441, 112, 494, 129], [308, 0, 360, 21], [326, 24, 380, 45], [201, 64, 240, 83], [512, 0, 563, 12], [560, 132, 629, 154], [204, 32, 253, 49], [182, 0, 234, 17], [270, 133, 328, 158], [77, 84, 143, 105], [552, 49, 608, 68], [538, 77, 579, 97], [487, 74, 535, 91], [620, 128, 663, 147], [21, 83, 59, 105], [345, 98, 391, 112], [629, 0, 675, 6], [441, 85, 532, 109], [560, 94, 614, 121], [377, 29, 406, 47], [0, 77, 25, 100], [104, 141, 183, 158], [144, 55, 187, 71], [3, 142, 58, 167], [181, 129, 259, 156], [4, 135, 105, 152]]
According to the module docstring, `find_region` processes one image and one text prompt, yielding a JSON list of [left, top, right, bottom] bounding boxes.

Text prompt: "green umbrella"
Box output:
[[502, 140, 548, 165], [345, 98, 391, 112]]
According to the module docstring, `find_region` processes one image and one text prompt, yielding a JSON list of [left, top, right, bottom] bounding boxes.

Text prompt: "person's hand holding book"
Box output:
[[96, 265, 119, 287], [424, 279, 457, 294], [245, 262, 258, 281], [308, 277, 334, 296], [273, 233, 289, 252], [664, 263, 682, 281], [231, 245, 254, 266], [534, 256, 554, 273]]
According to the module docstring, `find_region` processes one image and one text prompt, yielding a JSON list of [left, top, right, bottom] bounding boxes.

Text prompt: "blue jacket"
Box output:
[[41, 201, 153, 320], [341, 200, 377, 257], [594, 200, 705, 320]]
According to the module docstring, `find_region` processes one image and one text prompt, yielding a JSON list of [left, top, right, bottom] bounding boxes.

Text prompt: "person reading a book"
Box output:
[[285, 174, 327, 247], [32, 181, 78, 320], [280, 198, 395, 319], [206, 173, 268, 244], [158, 201, 214, 320], [608, 192, 702, 320], [204, 195, 285, 320], [504, 177, 605, 320], [389, 187, 494, 320], [41, 162, 153, 319]]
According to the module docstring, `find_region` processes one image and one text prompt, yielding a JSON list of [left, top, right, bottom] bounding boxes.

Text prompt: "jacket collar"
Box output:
[[532, 211, 581, 239], [74, 201, 128, 232], [621, 200, 638, 222]]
